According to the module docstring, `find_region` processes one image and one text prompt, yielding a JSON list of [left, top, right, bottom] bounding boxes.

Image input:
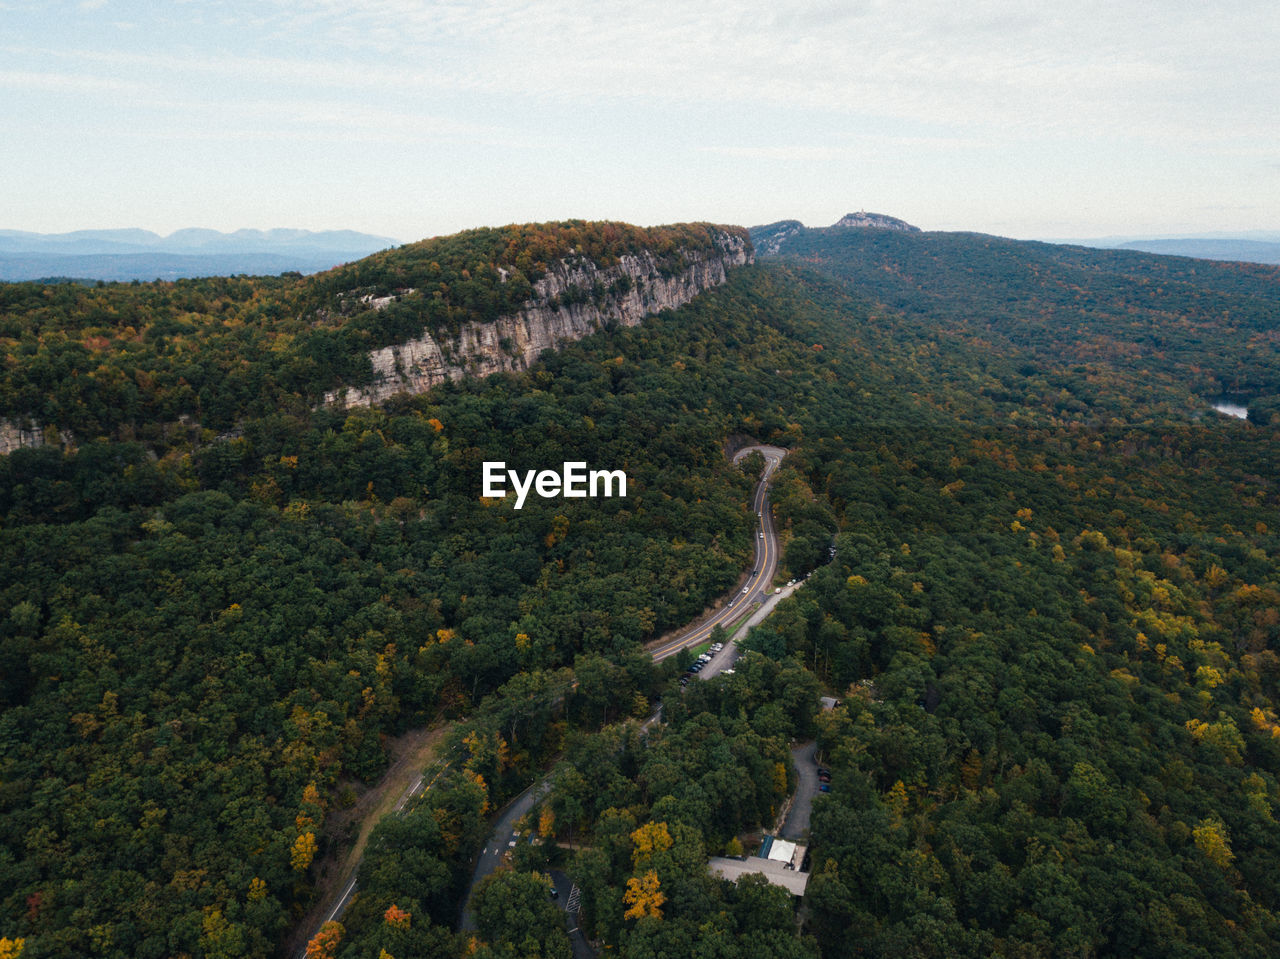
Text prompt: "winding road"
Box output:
[[649, 445, 788, 661], [294, 445, 789, 953]]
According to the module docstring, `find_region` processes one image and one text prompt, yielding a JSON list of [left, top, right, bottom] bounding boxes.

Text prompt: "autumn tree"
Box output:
[[623, 870, 666, 921], [304, 921, 342, 959]]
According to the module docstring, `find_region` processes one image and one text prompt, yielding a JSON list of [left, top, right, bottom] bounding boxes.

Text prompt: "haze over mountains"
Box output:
[[754, 215, 1280, 267], [0, 227, 399, 282], [1040, 231, 1280, 265], [5, 219, 1279, 282]]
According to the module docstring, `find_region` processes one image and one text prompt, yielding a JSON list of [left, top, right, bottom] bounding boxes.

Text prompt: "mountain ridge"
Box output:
[[0, 219, 753, 451], [0, 226, 400, 282], [0, 226, 399, 255]]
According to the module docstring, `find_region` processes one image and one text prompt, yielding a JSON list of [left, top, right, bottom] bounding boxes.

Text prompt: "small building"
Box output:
[[708, 854, 810, 897], [708, 839, 809, 897]]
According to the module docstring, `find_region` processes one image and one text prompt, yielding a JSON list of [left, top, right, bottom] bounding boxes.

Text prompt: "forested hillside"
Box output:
[[755, 223, 1280, 412], [747, 229, 1280, 956], [0, 220, 742, 438], [2, 219, 1279, 958]]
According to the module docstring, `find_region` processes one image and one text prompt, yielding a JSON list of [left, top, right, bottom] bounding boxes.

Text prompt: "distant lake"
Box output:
[[1212, 399, 1250, 420]]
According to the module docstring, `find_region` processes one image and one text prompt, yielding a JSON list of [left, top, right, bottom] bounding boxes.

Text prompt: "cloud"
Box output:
[[154, 0, 1268, 146], [0, 68, 142, 94], [14, 0, 1277, 145]]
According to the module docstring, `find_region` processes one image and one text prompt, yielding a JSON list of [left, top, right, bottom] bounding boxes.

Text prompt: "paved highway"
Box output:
[[650, 445, 788, 661], [297, 445, 789, 953], [458, 778, 553, 932]]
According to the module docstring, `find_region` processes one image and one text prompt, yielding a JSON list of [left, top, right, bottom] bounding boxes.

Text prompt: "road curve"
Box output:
[[649, 445, 788, 661], [458, 779, 553, 931], [457, 444, 790, 944], [295, 445, 788, 953]]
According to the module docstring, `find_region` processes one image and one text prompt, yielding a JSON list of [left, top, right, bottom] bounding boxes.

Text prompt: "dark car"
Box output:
[[817, 770, 832, 783]]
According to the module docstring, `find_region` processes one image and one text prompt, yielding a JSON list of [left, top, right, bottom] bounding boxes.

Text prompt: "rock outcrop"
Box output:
[[326, 228, 751, 408], [831, 211, 920, 232], [0, 419, 47, 455], [751, 220, 805, 256]]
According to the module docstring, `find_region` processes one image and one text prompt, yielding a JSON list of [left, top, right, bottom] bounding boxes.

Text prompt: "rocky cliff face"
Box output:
[[751, 220, 805, 256], [831, 211, 920, 232], [326, 229, 752, 408], [0, 419, 47, 455]]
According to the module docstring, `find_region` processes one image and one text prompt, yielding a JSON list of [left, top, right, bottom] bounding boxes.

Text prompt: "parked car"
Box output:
[[819, 783, 830, 793]]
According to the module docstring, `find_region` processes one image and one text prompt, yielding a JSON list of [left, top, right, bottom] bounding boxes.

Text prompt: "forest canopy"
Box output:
[[2, 219, 1280, 957]]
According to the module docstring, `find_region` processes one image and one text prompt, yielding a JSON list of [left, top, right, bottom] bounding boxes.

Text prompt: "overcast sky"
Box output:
[[5, 0, 1277, 242]]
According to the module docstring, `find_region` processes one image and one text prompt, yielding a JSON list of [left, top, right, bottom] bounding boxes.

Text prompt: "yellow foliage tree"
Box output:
[[291, 832, 318, 872], [302, 782, 324, 809], [463, 768, 490, 815], [247, 876, 267, 903], [887, 780, 909, 827], [623, 870, 666, 920], [772, 762, 789, 796], [631, 821, 673, 868], [0, 937, 25, 959], [1192, 818, 1234, 869], [538, 806, 556, 839]]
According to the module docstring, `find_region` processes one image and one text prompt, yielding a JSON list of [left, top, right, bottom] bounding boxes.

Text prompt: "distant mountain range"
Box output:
[[0, 227, 400, 281], [1050, 232, 1280, 266], [1105, 239, 1280, 265]]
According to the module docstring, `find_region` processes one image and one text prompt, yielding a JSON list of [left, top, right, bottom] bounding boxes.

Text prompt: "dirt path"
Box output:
[[281, 723, 451, 957]]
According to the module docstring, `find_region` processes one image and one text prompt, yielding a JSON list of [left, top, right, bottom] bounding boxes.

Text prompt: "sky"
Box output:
[[4, 0, 1278, 243]]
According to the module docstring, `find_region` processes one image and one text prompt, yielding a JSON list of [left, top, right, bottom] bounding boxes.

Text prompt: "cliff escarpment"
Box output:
[[0, 418, 46, 456], [325, 225, 752, 408], [0, 221, 752, 453]]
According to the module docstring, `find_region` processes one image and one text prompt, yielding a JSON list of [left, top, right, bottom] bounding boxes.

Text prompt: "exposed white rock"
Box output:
[[753, 220, 805, 256], [357, 289, 416, 311], [326, 231, 751, 408], [0, 419, 46, 455], [831, 211, 920, 232]]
